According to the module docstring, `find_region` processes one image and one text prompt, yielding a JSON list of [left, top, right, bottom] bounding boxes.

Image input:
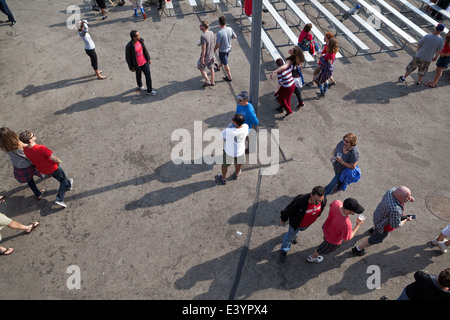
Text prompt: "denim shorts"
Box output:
[[436, 56, 450, 69], [219, 51, 230, 65], [368, 228, 390, 245]]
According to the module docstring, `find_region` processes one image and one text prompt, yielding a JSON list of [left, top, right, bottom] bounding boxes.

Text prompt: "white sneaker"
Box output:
[[307, 255, 324, 263], [431, 237, 439, 246], [437, 241, 448, 253], [68, 178, 73, 190], [137, 86, 146, 92], [147, 90, 157, 96], [55, 200, 67, 208]]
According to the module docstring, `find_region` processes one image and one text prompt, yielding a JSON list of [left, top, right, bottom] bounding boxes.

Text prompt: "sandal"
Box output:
[[27, 221, 40, 234], [0, 247, 14, 255], [202, 81, 212, 87], [424, 81, 437, 88]]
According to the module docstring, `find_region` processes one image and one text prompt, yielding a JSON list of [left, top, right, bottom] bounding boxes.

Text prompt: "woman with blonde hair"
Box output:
[[0, 127, 44, 200], [324, 133, 359, 196]]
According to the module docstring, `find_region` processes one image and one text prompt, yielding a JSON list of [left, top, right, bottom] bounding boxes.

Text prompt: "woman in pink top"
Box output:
[[307, 198, 365, 263]]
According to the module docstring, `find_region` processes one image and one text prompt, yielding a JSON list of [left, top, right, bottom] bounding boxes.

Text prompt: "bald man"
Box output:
[[352, 186, 415, 256]]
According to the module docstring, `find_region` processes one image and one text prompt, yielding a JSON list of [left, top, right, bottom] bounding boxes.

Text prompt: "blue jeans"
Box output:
[[318, 82, 329, 95], [27, 179, 42, 198], [50, 166, 71, 202], [397, 288, 409, 300], [324, 173, 340, 196], [0, 0, 15, 23], [135, 62, 153, 93], [280, 225, 309, 253]]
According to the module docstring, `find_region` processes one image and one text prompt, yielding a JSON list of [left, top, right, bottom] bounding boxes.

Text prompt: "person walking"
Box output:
[[215, 114, 249, 184], [214, 16, 237, 82], [130, 0, 146, 19], [307, 32, 337, 87], [76, 20, 107, 80], [398, 23, 445, 86], [279, 186, 327, 262], [126, 30, 157, 96], [0, 201, 40, 256], [314, 38, 339, 99], [431, 224, 450, 253], [307, 198, 364, 263], [352, 186, 415, 256], [95, 0, 108, 20], [19, 131, 73, 208], [270, 47, 304, 116], [0, 0, 15, 25], [197, 20, 215, 87], [397, 269, 450, 300], [0, 127, 45, 200], [425, 32, 450, 88], [324, 133, 359, 196]]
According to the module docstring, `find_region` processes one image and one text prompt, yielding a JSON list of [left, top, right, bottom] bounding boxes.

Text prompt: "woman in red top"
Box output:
[[425, 32, 450, 88], [307, 32, 336, 86], [298, 23, 314, 51], [314, 38, 339, 99], [270, 48, 305, 116]]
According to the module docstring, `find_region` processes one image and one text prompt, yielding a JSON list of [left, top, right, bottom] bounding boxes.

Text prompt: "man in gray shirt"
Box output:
[[197, 20, 216, 87], [398, 23, 445, 86], [214, 16, 237, 82]]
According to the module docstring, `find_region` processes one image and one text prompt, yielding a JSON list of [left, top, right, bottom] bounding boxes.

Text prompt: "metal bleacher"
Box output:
[[161, 0, 448, 68]]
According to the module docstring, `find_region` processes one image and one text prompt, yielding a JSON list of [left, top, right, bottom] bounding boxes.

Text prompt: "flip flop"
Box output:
[[424, 81, 437, 88], [27, 221, 40, 234], [0, 247, 14, 255], [202, 82, 212, 87]]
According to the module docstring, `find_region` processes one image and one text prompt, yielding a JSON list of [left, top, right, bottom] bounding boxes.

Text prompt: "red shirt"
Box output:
[[135, 41, 147, 67], [442, 42, 450, 54], [299, 202, 322, 228], [322, 200, 353, 245], [23, 144, 58, 175]]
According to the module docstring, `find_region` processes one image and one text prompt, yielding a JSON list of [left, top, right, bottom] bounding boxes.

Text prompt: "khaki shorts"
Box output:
[[0, 213, 12, 241], [406, 56, 431, 77], [222, 150, 246, 167]]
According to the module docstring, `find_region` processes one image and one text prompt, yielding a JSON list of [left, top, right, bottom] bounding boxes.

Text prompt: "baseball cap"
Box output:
[[343, 198, 365, 214], [236, 91, 249, 100], [356, 4, 361, 8], [436, 23, 445, 32]]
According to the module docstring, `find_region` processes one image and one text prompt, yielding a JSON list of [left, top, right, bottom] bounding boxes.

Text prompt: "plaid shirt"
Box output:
[[373, 188, 404, 233]]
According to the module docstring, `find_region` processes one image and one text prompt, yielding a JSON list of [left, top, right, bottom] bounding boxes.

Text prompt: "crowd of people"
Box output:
[[1, 0, 449, 300]]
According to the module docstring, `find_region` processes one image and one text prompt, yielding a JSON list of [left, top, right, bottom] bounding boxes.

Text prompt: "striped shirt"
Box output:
[[278, 65, 295, 88], [373, 188, 404, 234]]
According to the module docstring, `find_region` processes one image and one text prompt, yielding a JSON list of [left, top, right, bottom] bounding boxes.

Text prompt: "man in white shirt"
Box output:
[[215, 114, 248, 185]]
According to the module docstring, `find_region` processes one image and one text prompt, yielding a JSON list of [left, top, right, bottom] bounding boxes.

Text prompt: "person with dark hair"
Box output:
[[398, 23, 445, 86], [214, 16, 237, 82], [215, 114, 248, 185], [270, 47, 304, 116], [76, 20, 107, 80], [397, 269, 450, 300], [279, 186, 327, 262], [298, 23, 313, 51], [0, 127, 45, 200], [0, 0, 15, 26], [125, 30, 157, 96], [324, 133, 359, 196], [19, 131, 73, 208], [307, 198, 365, 263]]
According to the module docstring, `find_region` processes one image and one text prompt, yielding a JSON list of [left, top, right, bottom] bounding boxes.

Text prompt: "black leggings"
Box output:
[[85, 48, 98, 71], [294, 87, 303, 104]]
